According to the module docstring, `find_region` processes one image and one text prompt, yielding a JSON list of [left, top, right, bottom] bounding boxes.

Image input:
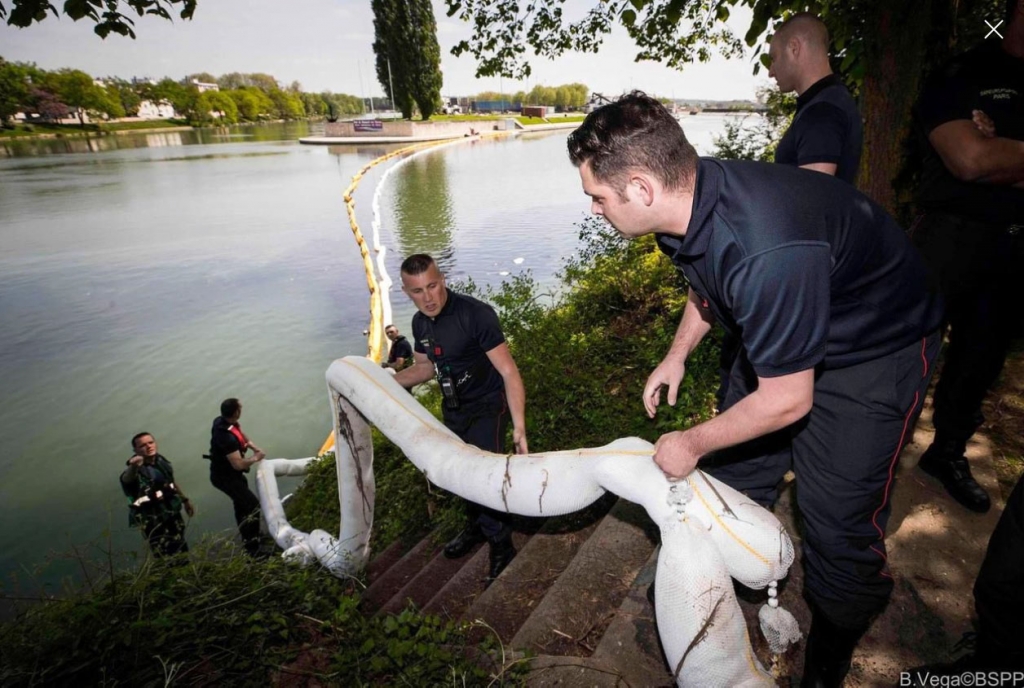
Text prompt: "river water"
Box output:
[[0, 116, 747, 594]]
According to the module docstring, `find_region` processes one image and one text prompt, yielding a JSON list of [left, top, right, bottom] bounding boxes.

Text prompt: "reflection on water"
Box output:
[[393, 152, 456, 269]]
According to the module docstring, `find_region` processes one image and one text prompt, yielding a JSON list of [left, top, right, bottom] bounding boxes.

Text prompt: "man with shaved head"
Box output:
[[769, 12, 863, 182], [715, 13, 863, 421]]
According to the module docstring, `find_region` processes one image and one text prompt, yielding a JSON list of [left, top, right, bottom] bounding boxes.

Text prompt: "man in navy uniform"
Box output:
[[568, 93, 943, 686], [393, 254, 529, 584], [768, 13, 863, 183], [909, 0, 1024, 513], [715, 12, 865, 411]]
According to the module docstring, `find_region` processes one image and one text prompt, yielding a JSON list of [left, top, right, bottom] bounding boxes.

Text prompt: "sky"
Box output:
[[0, 0, 769, 101]]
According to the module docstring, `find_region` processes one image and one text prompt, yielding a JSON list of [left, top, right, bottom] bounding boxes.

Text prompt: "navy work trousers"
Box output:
[[210, 468, 262, 555], [704, 333, 941, 630], [911, 211, 1024, 446], [443, 393, 511, 540]]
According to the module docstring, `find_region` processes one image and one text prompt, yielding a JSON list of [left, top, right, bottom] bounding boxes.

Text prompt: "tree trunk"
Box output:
[[858, 0, 937, 214]]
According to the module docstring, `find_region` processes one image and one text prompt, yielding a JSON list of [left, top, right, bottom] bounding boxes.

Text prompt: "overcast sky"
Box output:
[[0, 0, 769, 100]]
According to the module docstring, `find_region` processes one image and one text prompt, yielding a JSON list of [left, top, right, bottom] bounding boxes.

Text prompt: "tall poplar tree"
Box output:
[[373, 0, 444, 120]]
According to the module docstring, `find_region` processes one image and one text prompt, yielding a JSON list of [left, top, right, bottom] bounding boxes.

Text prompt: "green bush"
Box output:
[[0, 539, 522, 686]]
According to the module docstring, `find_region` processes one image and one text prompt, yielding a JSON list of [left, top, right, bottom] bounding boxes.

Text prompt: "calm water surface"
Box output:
[[0, 116, 746, 594]]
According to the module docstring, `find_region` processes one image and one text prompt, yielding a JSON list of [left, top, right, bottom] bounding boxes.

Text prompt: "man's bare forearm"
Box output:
[[666, 288, 714, 361]]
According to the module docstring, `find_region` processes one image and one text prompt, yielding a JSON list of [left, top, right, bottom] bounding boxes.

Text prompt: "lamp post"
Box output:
[[387, 58, 396, 114]]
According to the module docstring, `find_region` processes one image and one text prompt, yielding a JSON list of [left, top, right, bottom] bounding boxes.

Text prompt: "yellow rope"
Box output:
[[687, 475, 770, 566]]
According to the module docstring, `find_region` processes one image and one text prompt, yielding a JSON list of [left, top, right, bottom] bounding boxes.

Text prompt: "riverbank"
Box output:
[[0, 119, 193, 139]]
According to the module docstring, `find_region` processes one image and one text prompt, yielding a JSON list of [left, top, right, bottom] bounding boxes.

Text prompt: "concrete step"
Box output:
[[421, 530, 533, 620], [524, 654, 630, 687], [510, 499, 658, 657], [374, 539, 485, 617], [360, 535, 442, 615], [463, 494, 616, 646], [591, 549, 674, 687], [364, 535, 418, 585]]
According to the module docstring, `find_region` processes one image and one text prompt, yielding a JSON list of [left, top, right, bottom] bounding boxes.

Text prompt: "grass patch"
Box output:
[[427, 114, 502, 122], [99, 119, 190, 132]]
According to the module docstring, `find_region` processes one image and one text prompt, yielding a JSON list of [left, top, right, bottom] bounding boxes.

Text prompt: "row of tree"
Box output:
[[474, 83, 590, 109], [0, 60, 367, 128]]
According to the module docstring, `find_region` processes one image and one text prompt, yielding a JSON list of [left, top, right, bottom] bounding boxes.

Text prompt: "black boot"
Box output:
[[918, 439, 990, 513], [486, 530, 516, 585], [801, 609, 866, 688], [443, 524, 485, 559]]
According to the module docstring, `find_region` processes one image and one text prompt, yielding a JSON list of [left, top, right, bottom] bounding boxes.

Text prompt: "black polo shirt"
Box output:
[[914, 39, 1024, 225], [412, 289, 505, 404], [774, 74, 863, 185], [387, 336, 414, 364], [657, 159, 943, 377]]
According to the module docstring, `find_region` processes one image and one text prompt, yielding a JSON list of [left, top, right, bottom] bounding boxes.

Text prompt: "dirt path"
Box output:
[[761, 352, 1024, 686]]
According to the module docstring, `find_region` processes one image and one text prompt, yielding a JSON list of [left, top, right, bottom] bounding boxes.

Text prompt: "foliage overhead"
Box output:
[[443, 0, 1003, 84], [446, 0, 749, 79], [0, 0, 196, 38]]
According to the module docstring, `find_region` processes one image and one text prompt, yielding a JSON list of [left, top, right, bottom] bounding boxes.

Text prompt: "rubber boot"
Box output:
[[443, 522, 485, 559], [801, 609, 866, 688], [486, 529, 516, 585]]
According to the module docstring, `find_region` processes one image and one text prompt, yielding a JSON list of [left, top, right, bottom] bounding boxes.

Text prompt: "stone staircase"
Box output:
[[359, 493, 681, 686], [356, 401, 1011, 687]]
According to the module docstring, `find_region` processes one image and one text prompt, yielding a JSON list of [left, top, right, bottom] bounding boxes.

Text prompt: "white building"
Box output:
[[190, 79, 219, 93], [137, 100, 177, 119]]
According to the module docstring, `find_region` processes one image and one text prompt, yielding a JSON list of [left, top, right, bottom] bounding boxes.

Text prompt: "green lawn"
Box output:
[[515, 115, 587, 125], [427, 113, 501, 122], [100, 119, 190, 132]]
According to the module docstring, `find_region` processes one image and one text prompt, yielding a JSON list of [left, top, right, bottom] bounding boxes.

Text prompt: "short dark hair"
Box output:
[[1009, 0, 1020, 23], [220, 398, 241, 418], [401, 254, 436, 276], [131, 432, 153, 450], [567, 91, 698, 194]]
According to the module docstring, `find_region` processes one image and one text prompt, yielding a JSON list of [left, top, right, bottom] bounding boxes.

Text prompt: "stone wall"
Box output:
[[324, 119, 515, 139]]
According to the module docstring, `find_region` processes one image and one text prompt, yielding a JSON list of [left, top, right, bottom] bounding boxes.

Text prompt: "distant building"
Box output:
[[137, 100, 178, 120], [189, 79, 219, 93]]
